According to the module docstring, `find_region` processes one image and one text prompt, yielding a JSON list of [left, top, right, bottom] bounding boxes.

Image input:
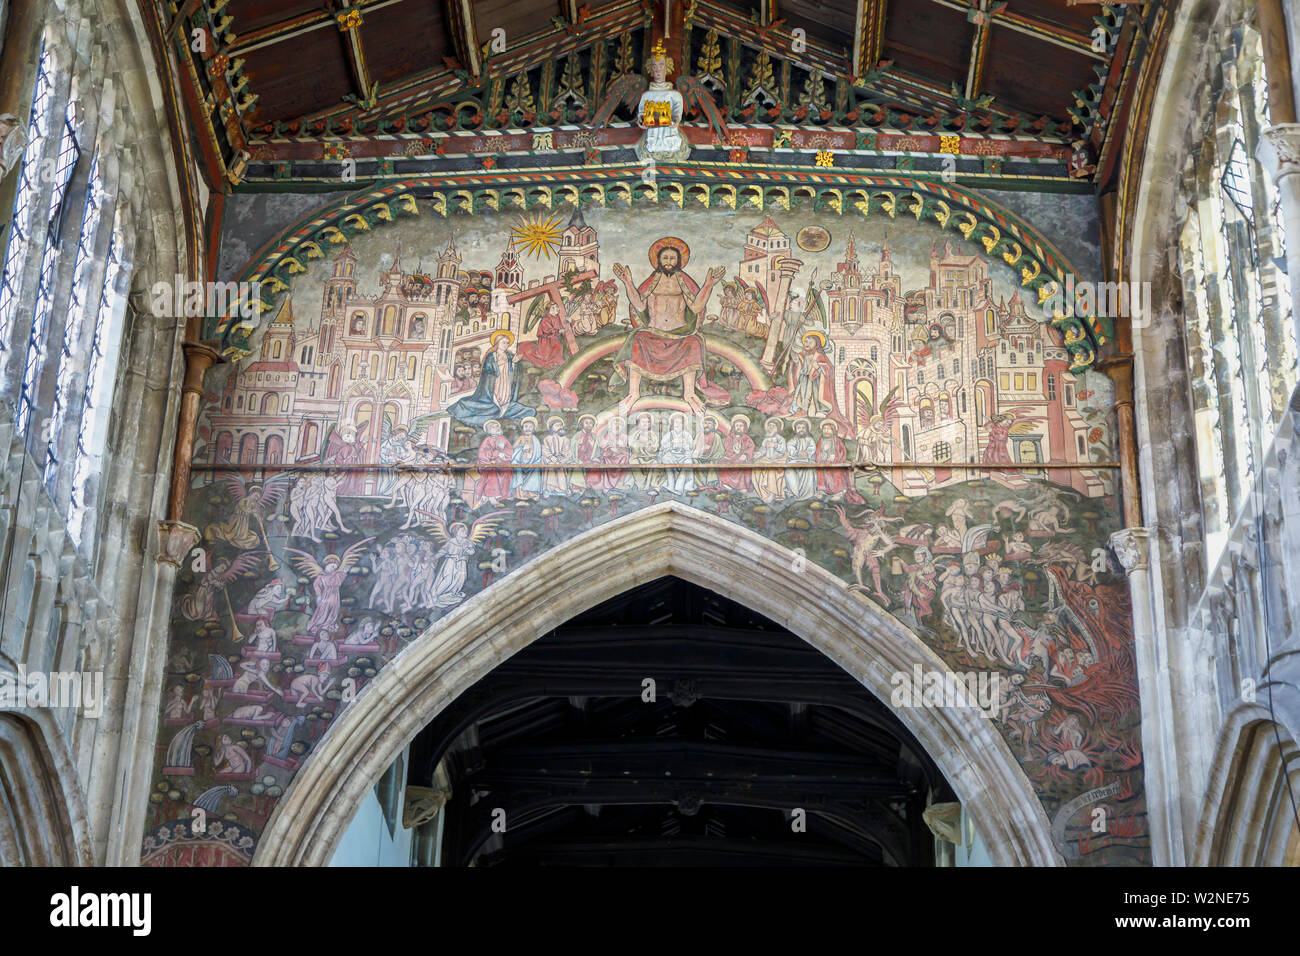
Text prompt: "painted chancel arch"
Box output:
[[145, 172, 1147, 866], [254, 504, 1061, 867]]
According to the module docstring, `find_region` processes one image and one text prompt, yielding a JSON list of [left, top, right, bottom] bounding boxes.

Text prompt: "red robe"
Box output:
[[816, 434, 863, 502], [322, 430, 367, 495], [720, 433, 755, 491], [517, 312, 570, 369], [576, 429, 602, 488], [983, 422, 1012, 463], [816, 434, 849, 495], [595, 431, 630, 490], [613, 271, 729, 404], [476, 434, 514, 500]]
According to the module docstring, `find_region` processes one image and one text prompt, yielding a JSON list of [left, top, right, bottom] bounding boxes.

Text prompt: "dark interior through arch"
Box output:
[[407, 576, 956, 866]]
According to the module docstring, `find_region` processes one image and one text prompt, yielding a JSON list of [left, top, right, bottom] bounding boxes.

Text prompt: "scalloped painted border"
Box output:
[[212, 165, 1108, 370]]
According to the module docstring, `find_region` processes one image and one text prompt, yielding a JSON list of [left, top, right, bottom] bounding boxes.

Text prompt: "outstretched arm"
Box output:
[[612, 263, 646, 314], [689, 266, 726, 314]]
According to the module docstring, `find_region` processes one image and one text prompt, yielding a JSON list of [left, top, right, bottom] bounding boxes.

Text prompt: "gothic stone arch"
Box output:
[[1193, 699, 1300, 866], [0, 711, 94, 866], [255, 502, 1062, 867]]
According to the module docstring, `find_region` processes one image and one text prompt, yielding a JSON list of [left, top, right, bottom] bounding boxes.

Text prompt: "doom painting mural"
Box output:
[[143, 202, 1147, 866]]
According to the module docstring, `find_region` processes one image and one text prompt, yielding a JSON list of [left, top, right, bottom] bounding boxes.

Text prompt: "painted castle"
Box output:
[[817, 230, 1102, 497], [201, 211, 1103, 499], [203, 209, 600, 475]]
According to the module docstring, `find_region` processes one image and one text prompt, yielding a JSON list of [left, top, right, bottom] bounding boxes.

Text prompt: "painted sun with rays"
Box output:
[[509, 210, 565, 260]]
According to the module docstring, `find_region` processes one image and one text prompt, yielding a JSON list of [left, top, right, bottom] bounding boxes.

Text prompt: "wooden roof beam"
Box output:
[[227, 0, 403, 56], [926, 0, 1103, 60], [853, 0, 888, 79], [963, 0, 999, 101], [331, 1, 379, 109], [447, 0, 482, 77]]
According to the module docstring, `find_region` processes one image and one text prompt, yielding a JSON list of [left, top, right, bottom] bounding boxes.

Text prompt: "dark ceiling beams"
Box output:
[[414, 577, 949, 867], [153, 0, 1150, 196]]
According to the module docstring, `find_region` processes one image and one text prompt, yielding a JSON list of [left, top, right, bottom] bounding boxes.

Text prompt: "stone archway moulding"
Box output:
[[254, 501, 1063, 867], [1192, 700, 1300, 866], [0, 710, 95, 866]]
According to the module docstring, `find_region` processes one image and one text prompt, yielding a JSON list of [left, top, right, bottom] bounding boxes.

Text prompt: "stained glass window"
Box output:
[[17, 100, 80, 440], [68, 228, 123, 545], [0, 45, 53, 350]]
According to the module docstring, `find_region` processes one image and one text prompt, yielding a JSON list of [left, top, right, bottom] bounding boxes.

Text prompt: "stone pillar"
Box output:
[[1109, 526, 1183, 865], [158, 341, 223, 560], [0, 0, 39, 180], [1254, 122, 1300, 674], [1256, 0, 1300, 352], [1098, 354, 1142, 529], [1258, 124, 1300, 352]]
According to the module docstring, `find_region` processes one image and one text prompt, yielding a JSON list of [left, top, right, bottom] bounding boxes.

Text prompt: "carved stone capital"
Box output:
[[1109, 527, 1150, 574], [0, 114, 25, 181], [1257, 124, 1300, 183], [922, 801, 966, 846], [181, 341, 225, 396], [157, 520, 200, 567], [402, 784, 452, 829]]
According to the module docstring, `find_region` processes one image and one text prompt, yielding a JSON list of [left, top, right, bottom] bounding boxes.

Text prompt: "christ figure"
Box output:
[[610, 239, 728, 417]]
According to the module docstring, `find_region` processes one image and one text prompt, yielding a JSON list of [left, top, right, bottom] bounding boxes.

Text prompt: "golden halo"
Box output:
[[648, 236, 690, 269], [490, 330, 514, 347], [519, 416, 539, 429], [801, 329, 827, 348], [546, 415, 566, 431]]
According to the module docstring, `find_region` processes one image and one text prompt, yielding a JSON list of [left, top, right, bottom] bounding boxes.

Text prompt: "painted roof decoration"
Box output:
[[159, 0, 1154, 191]]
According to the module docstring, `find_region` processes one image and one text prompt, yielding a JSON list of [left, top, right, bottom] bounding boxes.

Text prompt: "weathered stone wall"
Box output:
[[0, 0, 193, 865], [1127, 0, 1300, 865]]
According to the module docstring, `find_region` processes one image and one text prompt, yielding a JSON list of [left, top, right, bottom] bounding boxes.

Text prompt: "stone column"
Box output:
[[1258, 124, 1300, 351], [1256, 125, 1300, 633], [1110, 526, 1184, 864], [157, 341, 223, 561], [1098, 354, 1141, 529], [0, 0, 39, 180], [1256, 0, 1300, 396]]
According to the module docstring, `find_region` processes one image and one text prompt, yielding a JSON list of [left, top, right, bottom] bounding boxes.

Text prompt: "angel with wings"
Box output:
[[179, 551, 264, 627], [981, 407, 1044, 465], [284, 538, 375, 636], [207, 473, 292, 552], [418, 511, 509, 611], [590, 39, 729, 162], [854, 385, 902, 464]]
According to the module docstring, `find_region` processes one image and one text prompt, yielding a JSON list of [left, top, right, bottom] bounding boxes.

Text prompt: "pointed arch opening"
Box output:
[[254, 503, 1061, 866], [1194, 702, 1300, 866]]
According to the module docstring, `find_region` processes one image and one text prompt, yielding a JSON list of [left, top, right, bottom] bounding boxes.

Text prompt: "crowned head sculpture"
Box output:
[[646, 38, 675, 85]]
